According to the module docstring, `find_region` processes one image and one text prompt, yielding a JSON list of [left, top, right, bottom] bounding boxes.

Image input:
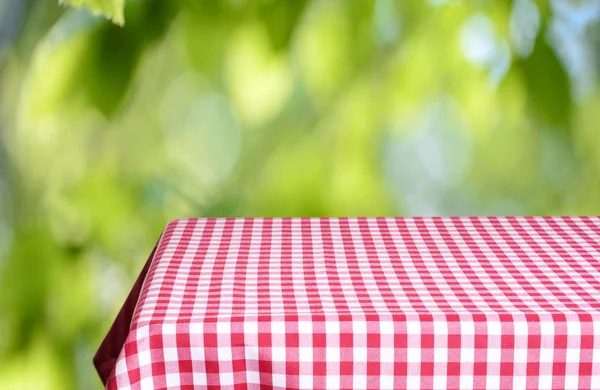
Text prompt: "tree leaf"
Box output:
[[59, 0, 125, 26]]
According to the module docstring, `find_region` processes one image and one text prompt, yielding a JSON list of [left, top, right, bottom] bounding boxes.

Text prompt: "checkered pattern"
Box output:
[[95, 217, 600, 389]]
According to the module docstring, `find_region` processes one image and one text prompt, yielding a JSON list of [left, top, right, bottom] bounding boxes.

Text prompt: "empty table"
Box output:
[[95, 217, 600, 389]]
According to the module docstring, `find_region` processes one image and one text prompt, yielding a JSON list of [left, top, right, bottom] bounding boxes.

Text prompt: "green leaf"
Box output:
[[59, 0, 125, 26]]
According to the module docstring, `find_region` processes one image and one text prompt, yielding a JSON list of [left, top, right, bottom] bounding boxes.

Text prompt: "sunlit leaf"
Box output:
[[59, 0, 125, 26], [225, 23, 293, 127]]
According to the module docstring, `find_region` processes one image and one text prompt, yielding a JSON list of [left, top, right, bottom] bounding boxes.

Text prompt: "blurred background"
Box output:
[[1, 0, 600, 388]]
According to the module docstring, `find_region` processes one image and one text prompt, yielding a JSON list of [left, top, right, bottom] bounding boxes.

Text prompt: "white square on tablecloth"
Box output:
[[353, 375, 367, 389], [192, 373, 207, 386], [140, 376, 154, 390], [514, 321, 528, 336], [217, 346, 232, 361], [271, 322, 285, 334], [539, 349, 553, 363], [461, 347, 475, 362], [380, 321, 394, 334], [433, 321, 448, 335], [189, 322, 203, 335], [380, 375, 394, 389], [406, 321, 420, 335], [487, 375, 500, 390], [407, 348, 420, 363], [272, 347, 286, 362], [244, 322, 258, 335], [433, 374, 447, 390], [353, 321, 367, 334], [137, 326, 149, 339], [513, 375, 527, 390], [566, 347, 580, 363], [162, 323, 177, 335], [299, 347, 312, 362], [299, 375, 312, 388], [540, 322, 554, 335], [219, 373, 234, 386], [246, 370, 260, 384], [326, 347, 339, 362], [564, 375, 579, 389], [434, 347, 447, 363], [298, 321, 312, 334], [326, 321, 340, 334], [461, 321, 474, 335], [115, 359, 128, 375], [165, 373, 180, 387], [590, 372, 600, 389], [538, 375, 553, 389], [164, 348, 178, 362], [272, 374, 286, 387], [138, 350, 151, 367], [354, 347, 367, 362], [245, 346, 259, 360], [381, 348, 394, 362], [487, 321, 501, 335], [487, 348, 501, 363], [566, 320, 581, 336], [460, 374, 473, 389], [217, 322, 231, 335], [407, 375, 421, 390], [326, 375, 340, 388]]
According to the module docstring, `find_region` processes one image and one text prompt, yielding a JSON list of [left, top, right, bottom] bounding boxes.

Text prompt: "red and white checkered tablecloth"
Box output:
[[94, 217, 600, 389]]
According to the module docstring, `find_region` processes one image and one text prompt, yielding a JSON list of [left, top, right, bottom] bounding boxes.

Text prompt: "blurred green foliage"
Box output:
[[1, 0, 600, 388], [60, 0, 124, 25]]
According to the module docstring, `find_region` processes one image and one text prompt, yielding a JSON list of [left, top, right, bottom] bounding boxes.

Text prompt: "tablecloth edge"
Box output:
[[92, 236, 161, 386]]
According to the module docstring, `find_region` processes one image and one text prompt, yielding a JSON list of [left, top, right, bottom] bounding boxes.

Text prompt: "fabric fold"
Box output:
[[93, 243, 158, 385]]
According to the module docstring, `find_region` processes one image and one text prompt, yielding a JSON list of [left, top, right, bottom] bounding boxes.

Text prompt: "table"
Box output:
[[95, 217, 600, 389]]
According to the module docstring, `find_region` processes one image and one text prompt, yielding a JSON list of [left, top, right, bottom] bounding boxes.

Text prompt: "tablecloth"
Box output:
[[94, 217, 600, 389]]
